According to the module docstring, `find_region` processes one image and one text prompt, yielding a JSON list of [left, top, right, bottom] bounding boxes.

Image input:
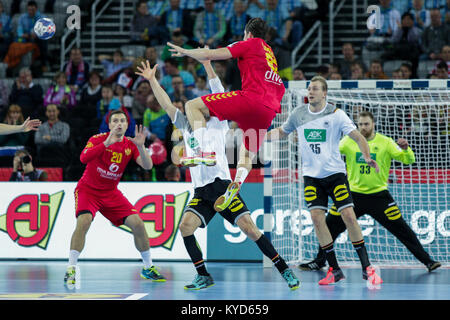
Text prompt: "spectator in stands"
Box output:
[[0, 0, 12, 61], [159, 0, 192, 38], [400, 62, 414, 79], [0, 79, 9, 117], [78, 71, 103, 120], [367, 0, 401, 38], [329, 72, 342, 80], [62, 47, 90, 92], [161, 29, 193, 65], [315, 65, 329, 78], [392, 68, 404, 79], [9, 149, 47, 181], [169, 75, 195, 103], [350, 62, 366, 80], [445, 0, 450, 24], [160, 57, 195, 95], [366, 59, 389, 79], [34, 104, 70, 166], [43, 71, 77, 110], [165, 163, 181, 181], [420, 8, 450, 60], [96, 84, 121, 120], [142, 94, 170, 142], [15, 1, 48, 71], [9, 67, 43, 118], [193, 0, 227, 47], [130, 0, 168, 46], [131, 80, 152, 124], [147, 0, 170, 18], [114, 82, 133, 111], [182, 55, 207, 81], [180, 0, 204, 10], [336, 43, 364, 80], [216, 0, 235, 21], [261, 0, 303, 47], [143, 46, 165, 79], [192, 75, 210, 97], [0, 104, 28, 151], [245, 0, 266, 18], [383, 13, 421, 74], [434, 60, 449, 78], [424, 0, 447, 9], [293, 67, 306, 80], [410, 0, 431, 29], [264, 25, 292, 80], [430, 45, 450, 75], [226, 0, 251, 42], [98, 49, 134, 79]]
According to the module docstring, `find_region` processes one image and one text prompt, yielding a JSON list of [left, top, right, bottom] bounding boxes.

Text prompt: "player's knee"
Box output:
[[310, 210, 326, 227], [340, 208, 357, 225], [76, 212, 92, 232], [237, 215, 261, 241], [179, 219, 197, 236]]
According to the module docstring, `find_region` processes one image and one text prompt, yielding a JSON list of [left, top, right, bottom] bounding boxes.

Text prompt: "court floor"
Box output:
[[0, 260, 448, 300]]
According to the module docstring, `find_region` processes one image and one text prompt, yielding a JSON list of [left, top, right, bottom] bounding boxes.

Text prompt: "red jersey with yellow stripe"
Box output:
[[78, 132, 139, 190], [226, 37, 285, 113]]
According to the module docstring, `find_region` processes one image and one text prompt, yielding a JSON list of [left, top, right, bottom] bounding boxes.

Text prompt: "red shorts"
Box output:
[[74, 184, 137, 226], [201, 90, 276, 153]]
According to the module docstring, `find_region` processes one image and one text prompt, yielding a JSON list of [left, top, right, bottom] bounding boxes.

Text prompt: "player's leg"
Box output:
[[366, 191, 441, 272], [180, 198, 215, 290], [230, 198, 300, 290], [124, 214, 166, 281]]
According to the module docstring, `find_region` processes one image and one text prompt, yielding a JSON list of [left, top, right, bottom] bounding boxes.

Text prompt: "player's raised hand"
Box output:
[[365, 157, 380, 173], [22, 117, 41, 132], [130, 125, 146, 147], [135, 60, 157, 81], [397, 138, 409, 150], [167, 42, 186, 58]]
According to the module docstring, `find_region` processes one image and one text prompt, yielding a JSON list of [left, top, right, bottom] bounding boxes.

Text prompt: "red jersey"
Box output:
[[78, 132, 140, 191], [227, 37, 285, 113]]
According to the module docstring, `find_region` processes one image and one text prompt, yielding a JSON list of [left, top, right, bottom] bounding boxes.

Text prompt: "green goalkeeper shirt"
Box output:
[[339, 133, 415, 194]]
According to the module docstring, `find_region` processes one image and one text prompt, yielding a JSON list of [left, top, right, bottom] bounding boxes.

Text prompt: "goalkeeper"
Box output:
[[299, 111, 441, 272]]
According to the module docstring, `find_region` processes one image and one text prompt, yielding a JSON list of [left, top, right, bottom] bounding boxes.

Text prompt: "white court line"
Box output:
[[125, 293, 148, 300]]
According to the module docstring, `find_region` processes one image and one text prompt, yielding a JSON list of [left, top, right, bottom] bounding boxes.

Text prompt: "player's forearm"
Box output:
[[80, 143, 106, 164], [265, 127, 288, 141], [148, 78, 177, 121], [137, 145, 153, 170], [398, 147, 416, 165], [0, 123, 23, 135], [185, 47, 231, 61]]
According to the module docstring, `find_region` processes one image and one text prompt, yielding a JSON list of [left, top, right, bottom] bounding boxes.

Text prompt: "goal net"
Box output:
[[269, 80, 449, 266]]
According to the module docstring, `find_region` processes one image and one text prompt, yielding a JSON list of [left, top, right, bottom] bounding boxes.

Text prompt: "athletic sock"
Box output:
[[321, 242, 340, 270], [352, 239, 370, 270], [234, 166, 249, 185], [68, 250, 80, 266], [183, 235, 209, 276], [255, 235, 289, 273], [140, 250, 153, 269]]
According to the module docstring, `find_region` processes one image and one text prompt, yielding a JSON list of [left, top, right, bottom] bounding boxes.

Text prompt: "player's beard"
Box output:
[[360, 128, 374, 139]]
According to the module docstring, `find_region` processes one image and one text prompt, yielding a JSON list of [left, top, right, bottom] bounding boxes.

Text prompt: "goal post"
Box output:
[[266, 79, 450, 267]]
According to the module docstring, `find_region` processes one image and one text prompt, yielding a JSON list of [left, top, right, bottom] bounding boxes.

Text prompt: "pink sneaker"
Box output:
[[318, 267, 345, 285]]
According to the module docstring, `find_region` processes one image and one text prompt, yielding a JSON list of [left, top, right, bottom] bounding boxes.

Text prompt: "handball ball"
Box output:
[[33, 17, 56, 40]]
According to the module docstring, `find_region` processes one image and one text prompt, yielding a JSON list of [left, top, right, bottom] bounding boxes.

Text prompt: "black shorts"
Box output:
[[303, 173, 354, 212], [184, 178, 250, 228], [329, 190, 402, 221]]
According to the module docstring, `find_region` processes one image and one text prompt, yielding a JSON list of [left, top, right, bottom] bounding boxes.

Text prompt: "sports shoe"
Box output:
[[318, 267, 345, 285], [298, 258, 326, 271], [363, 265, 383, 285], [64, 265, 80, 289], [184, 274, 215, 290], [281, 268, 300, 290], [426, 261, 441, 272], [214, 181, 241, 212], [181, 151, 217, 167], [140, 266, 166, 282]]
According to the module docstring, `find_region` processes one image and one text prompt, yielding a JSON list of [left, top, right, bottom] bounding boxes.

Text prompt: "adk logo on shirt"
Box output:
[[355, 152, 376, 163], [304, 129, 326, 142]]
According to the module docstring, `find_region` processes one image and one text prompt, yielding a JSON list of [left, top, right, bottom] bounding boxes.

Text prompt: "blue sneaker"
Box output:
[[184, 274, 215, 290], [282, 268, 300, 290], [140, 266, 166, 282]]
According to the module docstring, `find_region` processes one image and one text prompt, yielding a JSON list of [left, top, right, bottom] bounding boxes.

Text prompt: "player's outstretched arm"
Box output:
[[0, 118, 41, 135], [131, 124, 153, 170], [348, 129, 380, 172], [265, 127, 288, 142], [167, 42, 232, 62], [135, 60, 178, 121]]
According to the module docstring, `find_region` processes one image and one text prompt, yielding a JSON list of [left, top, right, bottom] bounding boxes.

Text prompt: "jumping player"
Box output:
[[136, 58, 300, 290], [64, 111, 166, 287], [167, 18, 285, 213], [299, 111, 441, 272], [266, 76, 383, 286]]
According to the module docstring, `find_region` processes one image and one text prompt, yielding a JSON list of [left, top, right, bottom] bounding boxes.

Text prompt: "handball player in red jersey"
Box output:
[[63, 109, 166, 288], [167, 18, 285, 211]]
